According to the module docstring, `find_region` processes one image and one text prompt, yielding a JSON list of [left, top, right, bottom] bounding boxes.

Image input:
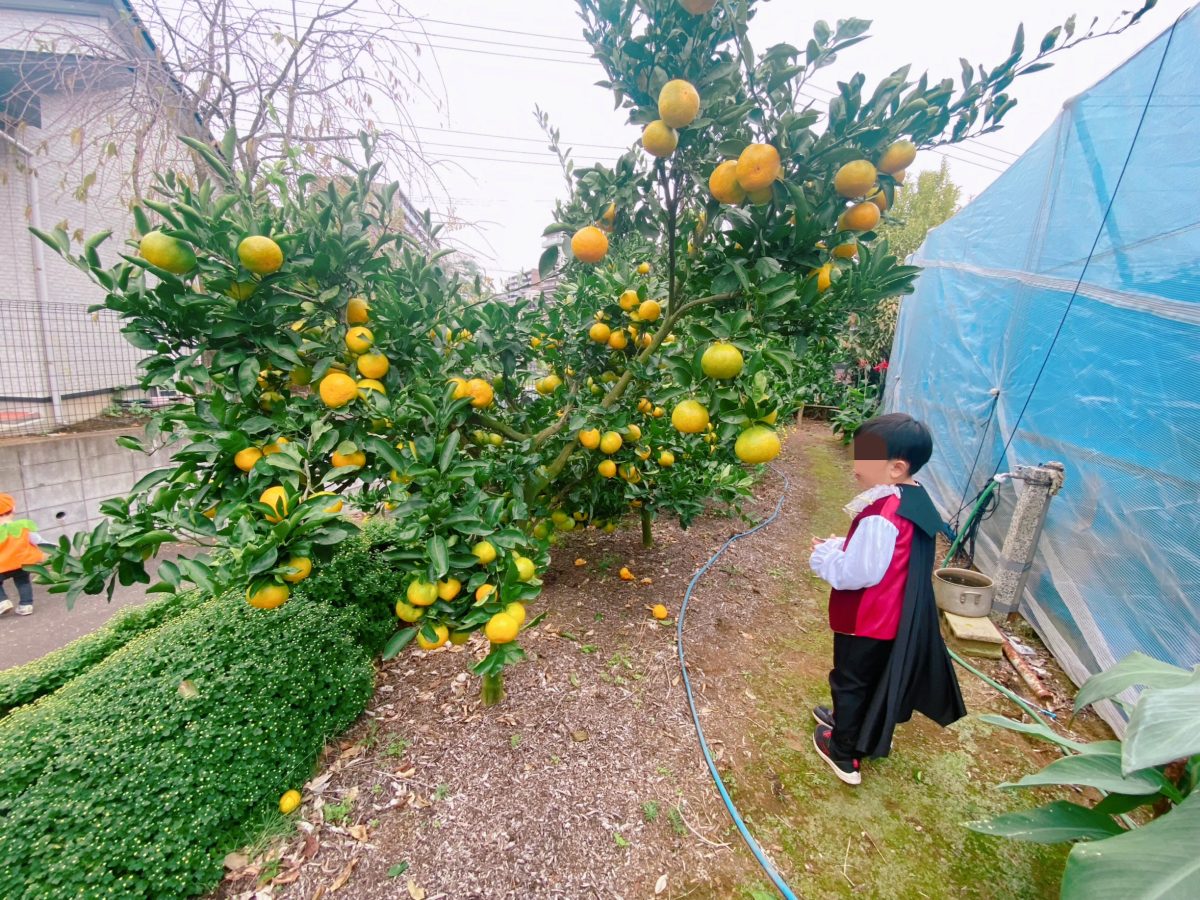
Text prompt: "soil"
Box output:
[[214, 420, 1112, 900]]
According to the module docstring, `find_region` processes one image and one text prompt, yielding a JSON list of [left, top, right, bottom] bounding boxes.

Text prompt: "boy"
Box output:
[[0, 493, 45, 616], [808, 413, 965, 785]]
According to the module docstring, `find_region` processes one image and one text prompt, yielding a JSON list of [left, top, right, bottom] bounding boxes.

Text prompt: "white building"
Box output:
[[0, 0, 194, 435]]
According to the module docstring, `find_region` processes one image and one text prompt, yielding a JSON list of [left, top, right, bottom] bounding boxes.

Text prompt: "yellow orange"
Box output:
[[281, 557, 312, 584], [641, 120, 678, 158], [319, 372, 358, 408], [356, 352, 389, 379], [437, 578, 462, 600], [878, 140, 916, 175], [599, 431, 623, 454], [608, 330, 628, 351], [416, 624, 449, 650], [346, 296, 369, 324], [345, 326, 373, 353], [598, 459, 617, 478], [671, 399, 710, 434], [637, 299, 661, 322], [237, 235, 283, 275], [579, 428, 601, 450], [701, 342, 744, 379], [833, 160, 878, 198], [709, 160, 746, 204], [485, 612, 520, 644], [658, 79, 700, 129], [247, 582, 289, 610], [465, 378, 494, 409], [139, 231, 196, 274], [331, 448, 366, 468], [589, 322, 612, 344], [234, 447, 262, 472], [839, 201, 882, 232], [734, 425, 782, 464], [735, 143, 781, 192], [407, 579, 438, 607], [571, 226, 609, 264], [259, 486, 289, 522]]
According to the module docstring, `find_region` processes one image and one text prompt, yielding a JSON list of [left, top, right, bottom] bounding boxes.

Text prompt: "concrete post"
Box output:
[[993, 461, 1066, 618]]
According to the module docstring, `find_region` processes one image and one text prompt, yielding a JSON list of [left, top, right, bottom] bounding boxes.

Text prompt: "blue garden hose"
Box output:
[[675, 466, 797, 900]]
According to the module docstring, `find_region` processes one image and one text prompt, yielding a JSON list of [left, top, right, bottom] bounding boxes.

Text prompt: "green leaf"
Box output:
[[1002, 746, 1171, 796], [1075, 652, 1198, 712], [438, 430, 461, 474], [1061, 791, 1200, 900], [236, 357, 259, 397], [977, 714, 1094, 754], [427, 535, 449, 579], [966, 800, 1124, 844], [382, 627, 417, 660], [1123, 679, 1200, 774], [538, 245, 559, 279]]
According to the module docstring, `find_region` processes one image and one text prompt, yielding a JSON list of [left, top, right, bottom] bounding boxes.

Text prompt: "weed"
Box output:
[[361, 720, 380, 750], [568, 673, 580, 688], [324, 797, 353, 823], [642, 800, 660, 822], [579, 644, 598, 654], [383, 737, 411, 758], [370, 784, 383, 796], [613, 830, 630, 848], [594, 612, 604, 622], [257, 857, 281, 885], [608, 650, 634, 670], [387, 862, 409, 878], [550, 754, 562, 765], [667, 806, 687, 836], [656, 764, 673, 779], [510, 733, 522, 750], [434, 783, 451, 801]]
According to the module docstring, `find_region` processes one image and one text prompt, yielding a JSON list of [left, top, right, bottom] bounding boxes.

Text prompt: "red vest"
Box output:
[[828, 493, 913, 639]]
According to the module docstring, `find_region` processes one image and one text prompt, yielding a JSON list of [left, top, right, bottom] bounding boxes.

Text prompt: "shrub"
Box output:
[[293, 519, 413, 655], [0, 591, 373, 899], [0, 589, 210, 718]]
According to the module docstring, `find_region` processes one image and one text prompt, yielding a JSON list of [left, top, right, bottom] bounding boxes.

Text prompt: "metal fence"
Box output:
[[0, 299, 164, 437]]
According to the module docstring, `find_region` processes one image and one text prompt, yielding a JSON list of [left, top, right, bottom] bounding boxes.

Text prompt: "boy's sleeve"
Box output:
[[809, 516, 898, 590]]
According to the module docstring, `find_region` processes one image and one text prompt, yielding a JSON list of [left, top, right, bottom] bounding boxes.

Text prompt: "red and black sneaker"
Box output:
[[811, 705, 835, 729], [813, 726, 861, 785]]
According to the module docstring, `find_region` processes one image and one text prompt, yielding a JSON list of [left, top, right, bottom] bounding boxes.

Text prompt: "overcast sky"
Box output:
[[288, 0, 1193, 282]]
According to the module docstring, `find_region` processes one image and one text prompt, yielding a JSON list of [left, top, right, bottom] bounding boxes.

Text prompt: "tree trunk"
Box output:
[[641, 506, 654, 548], [480, 672, 505, 706]]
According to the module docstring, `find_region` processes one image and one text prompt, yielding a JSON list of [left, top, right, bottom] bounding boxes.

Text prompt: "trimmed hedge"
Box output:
[[294, 519, 412, 654], [0, 589, 210, 718], [0, 591, 374, 899]]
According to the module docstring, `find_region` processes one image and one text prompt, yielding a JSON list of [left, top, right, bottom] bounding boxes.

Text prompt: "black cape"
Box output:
[[855, 483, 967, 759]]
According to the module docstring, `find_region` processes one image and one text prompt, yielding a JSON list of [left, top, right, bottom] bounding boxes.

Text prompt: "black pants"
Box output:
[[0, 569, 34, 606], [829, 632, 894, 760]]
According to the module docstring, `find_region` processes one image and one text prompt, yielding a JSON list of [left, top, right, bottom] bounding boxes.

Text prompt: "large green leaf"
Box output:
[[978, 714, 1094, 754], [966, 800, 1124, 844], [1002, 746, 1169, 796], [1062, 791, 1200, 900], [1124, 679, 1200, 774], [1075, 652, 1199, 713]]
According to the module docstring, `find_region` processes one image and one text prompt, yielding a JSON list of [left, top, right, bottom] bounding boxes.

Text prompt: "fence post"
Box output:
[[993, 461, 1066, 619]]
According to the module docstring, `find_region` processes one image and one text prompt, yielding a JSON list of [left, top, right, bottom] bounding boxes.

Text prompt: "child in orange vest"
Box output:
[[0, 493, 45, 616]]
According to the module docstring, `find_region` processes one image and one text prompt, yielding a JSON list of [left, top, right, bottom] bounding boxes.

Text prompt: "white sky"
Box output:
[[243, 0, 1196, 281]]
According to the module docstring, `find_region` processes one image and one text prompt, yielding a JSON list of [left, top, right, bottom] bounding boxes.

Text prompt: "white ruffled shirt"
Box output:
[[809, 485, 901, 591]]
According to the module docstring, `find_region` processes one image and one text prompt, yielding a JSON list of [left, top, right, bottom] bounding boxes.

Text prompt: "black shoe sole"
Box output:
[[812, 731, 861, 785]]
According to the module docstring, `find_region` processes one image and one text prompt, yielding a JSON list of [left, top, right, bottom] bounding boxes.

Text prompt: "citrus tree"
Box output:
[[32, 0, 1154, 703]]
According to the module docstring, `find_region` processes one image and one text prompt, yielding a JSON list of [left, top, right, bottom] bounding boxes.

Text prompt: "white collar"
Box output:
[[843, 483, 901, 518]]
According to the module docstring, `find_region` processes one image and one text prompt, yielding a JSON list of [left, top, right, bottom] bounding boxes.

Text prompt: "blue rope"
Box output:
[[675, 466, 796, 900]]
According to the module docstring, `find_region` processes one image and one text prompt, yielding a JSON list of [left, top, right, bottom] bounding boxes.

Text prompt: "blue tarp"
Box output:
[[885, 6, 1200, 730]]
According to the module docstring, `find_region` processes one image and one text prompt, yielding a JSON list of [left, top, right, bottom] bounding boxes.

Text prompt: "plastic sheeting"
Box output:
[[884, 7, 1200, 732]]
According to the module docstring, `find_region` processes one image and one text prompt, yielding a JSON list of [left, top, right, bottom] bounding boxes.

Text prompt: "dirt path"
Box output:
[[216, 421, 1110, 900]]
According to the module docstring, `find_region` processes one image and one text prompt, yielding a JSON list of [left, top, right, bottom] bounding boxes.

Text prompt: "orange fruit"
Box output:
[[312, 491, 343, 514], [139, 231, 196, 274], [619, 289, 640, 311], [709, 160, 746, 204], [579, 428, 601, 450], [345, 326, 373, 353], [599, 431, 623, 454], [601, 201, 616, 225], [671, 399, 709, 434], [658, 450, 675, 467], [514, 557, 536, 582], [356, 352, 389, 379], [608, 330, 628, 351], [658, 79, 700, 128], [589, 322, 612, 344], [637, 262, 651, 275], [866, 187, 889, 212], [833, 242, 858, 259], [701, 342, 744, 379], [258, 486, 289, 522], [598, 459, 617, 478], [346, 296, 369, 324], [734, 425, 782, 464], [735, 143, 781, 192], [247, 582, 289, 610], [407, 579, 438, 607], [465, 378, 494, 409], [437, 578, 462, 600], [319, 372, 358, 408], [812, 262, 833, 292], [637, 299, 661, 322], [625, 423, 642, 441], [833, 160, 877, 198], [394, 600, 424, 623], [652, 604, 669, 620], [472, 540, 497, 565], [485, 612, 520, 644], [504, 602, 527, 626], [279, 789, 302, 814], [234, 447, 263, 472], [641, 120, 678, 158], [619, 567, 635, 581], [331, 448, 366, 468], [839, 201, 882, 232], [237, 235, 283, 275], [877, 140, 916, 174], [571, 226, 609, 264], [416, 624, 450, 650], [281, 557, 312, 584]]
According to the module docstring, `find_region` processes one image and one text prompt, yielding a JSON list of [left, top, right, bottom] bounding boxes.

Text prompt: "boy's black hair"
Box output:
[[853, 413, 933, 475]]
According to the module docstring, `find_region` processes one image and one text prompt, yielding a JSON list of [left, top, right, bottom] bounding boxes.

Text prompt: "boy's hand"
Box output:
[[811, 534, 841, 549]]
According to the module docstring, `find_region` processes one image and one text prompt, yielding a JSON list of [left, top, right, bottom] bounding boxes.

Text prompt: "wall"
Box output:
[[0, 429, 171, 542]]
